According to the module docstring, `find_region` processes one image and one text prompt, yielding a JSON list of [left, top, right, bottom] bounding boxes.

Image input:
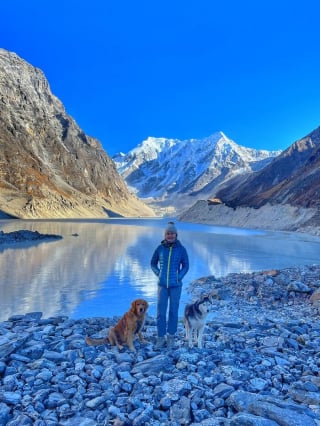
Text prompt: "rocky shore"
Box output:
[[179, 202, 320, 237], [0, 230, 62, 246], [0, 264, 320, 425]]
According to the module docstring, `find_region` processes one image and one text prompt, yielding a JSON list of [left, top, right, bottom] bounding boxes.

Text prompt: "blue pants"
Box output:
[[157, 285, 182, 337]]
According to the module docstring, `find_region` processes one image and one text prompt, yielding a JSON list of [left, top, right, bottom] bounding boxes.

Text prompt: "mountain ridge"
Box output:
[[0, 48, 155, 219], [215, 126, 320, 208], [113, 132, 281, 215], [180, 126, 320, 235]]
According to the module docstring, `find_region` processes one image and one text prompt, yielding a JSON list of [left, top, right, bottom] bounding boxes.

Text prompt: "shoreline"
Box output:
[[179, 202, 320, 238], [2, 210, 320, 239]]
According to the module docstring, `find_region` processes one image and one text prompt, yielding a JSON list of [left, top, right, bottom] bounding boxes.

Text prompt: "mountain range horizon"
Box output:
[[113, 131, 282, 215], [113, 131, 280, 158], [0, 47, 319, 237]]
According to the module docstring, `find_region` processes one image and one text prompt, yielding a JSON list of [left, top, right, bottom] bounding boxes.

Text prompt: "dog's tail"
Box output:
[[85, 335, 109, 346]]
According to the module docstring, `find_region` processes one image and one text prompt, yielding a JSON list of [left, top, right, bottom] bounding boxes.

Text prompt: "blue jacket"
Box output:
[[151, 239, 189, 288]]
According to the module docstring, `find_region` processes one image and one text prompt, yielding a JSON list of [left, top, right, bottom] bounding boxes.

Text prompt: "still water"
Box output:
[[0, 218, 319, 322]]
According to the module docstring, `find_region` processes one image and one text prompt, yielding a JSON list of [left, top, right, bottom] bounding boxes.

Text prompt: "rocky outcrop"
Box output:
[[0, 230, 62, 246], [0, 49, 155, 218]]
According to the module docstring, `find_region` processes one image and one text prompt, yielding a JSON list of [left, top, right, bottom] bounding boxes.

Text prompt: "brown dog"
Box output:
[[85, 299, 149, 352]]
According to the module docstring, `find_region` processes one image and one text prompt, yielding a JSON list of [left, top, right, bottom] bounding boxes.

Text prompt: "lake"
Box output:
[[0, 218, 319, 322]]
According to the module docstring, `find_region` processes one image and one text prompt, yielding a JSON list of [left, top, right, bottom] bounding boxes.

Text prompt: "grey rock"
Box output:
[[0, 403, 11, 426], [0, 391, 22, 405], [229, 412, 279, 425], [59, 417, 97, 426], [131, 354, 172, 375], [170, 395, 191, 425], [228, 391, 318, 426]]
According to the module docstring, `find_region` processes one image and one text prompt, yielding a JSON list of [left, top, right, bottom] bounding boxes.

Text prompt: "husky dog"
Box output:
[[184, 295, 213, 348]]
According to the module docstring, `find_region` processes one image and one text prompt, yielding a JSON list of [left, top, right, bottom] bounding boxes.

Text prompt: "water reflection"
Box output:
[[0, 218, 319, 321]]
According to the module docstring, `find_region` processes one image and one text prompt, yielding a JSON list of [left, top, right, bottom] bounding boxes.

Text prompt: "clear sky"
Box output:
[[1, 0, 320, 156]]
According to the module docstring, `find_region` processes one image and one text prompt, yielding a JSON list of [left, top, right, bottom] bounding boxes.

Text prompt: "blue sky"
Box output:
[[1, 0, 320, 156]]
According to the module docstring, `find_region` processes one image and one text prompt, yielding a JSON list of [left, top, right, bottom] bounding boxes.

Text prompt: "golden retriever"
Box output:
[[85, 299, 149, 352]]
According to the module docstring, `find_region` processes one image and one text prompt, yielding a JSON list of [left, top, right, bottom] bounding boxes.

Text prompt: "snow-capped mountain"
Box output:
[[113, 132, 281, 215]]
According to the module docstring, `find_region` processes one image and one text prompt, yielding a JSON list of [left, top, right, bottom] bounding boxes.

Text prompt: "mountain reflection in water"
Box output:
[[0, 218, 319, 321]]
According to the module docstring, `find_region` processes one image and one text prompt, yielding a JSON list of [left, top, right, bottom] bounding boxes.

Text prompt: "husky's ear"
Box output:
[[202, 294, 214, 304], [199, 295, 209, 304]]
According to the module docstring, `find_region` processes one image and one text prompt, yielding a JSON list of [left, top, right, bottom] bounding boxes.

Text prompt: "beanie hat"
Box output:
[[165, 221, 177, 234]]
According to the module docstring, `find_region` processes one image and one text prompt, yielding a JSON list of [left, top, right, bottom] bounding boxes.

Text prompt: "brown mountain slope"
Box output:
[[216, 126, 320, 209], [0, 49, 154, 218]]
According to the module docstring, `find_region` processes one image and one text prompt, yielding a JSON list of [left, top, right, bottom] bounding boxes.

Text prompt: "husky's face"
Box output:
[[198, 296, 213, 315]]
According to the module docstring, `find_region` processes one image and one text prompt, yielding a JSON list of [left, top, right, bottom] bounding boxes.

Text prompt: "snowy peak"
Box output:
[[113, 132, 281, 215], [114, 132, 224, 162]]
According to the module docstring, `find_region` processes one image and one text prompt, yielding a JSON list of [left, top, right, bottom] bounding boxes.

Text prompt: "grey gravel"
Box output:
[[0, 264, 320, 425]]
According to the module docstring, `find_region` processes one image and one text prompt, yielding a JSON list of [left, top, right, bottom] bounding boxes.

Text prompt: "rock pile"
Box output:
[[0, 230, 62, 246], [0, 265, 319, 425]]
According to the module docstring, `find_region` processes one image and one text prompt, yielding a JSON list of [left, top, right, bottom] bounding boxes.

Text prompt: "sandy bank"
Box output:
[[180, 201, 320, 237]]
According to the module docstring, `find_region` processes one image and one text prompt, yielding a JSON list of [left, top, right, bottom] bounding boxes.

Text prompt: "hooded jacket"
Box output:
[[150, 239, 189, 288]]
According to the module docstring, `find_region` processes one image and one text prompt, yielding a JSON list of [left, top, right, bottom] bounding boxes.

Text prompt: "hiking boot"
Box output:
[[155, 336, 166, 349], [167, 334, 174, 349]]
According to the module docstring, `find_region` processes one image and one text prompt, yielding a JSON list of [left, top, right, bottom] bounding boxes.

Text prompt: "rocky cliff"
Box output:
[[0, 49, 154, 219], [216, 126, 320, 209]]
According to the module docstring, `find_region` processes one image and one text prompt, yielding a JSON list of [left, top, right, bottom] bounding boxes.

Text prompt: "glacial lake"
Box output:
[[0, 218, 319, 322]]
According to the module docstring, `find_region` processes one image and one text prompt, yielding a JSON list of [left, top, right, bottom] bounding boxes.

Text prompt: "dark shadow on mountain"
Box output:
[[103, 208, 124, 218], [0, 210, 18, 219]]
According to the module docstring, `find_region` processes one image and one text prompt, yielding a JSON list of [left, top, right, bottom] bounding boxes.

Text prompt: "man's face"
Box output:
[[165, 231, 177, 243]]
